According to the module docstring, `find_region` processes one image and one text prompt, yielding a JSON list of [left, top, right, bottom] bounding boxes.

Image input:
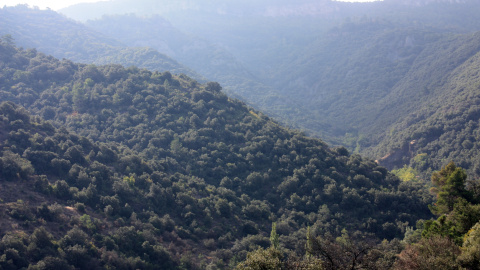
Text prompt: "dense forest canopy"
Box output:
[[0, 38, 435, 268], [2, 0, 480, 268]]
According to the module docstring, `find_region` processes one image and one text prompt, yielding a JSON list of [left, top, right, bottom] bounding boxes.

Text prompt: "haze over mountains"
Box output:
[[2, 0, 480, 268], [0, 6, 201, 79], [62, 0, 480, 179]]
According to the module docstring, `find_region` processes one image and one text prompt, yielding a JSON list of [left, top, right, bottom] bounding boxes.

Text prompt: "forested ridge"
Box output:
[[3, 0, 480, 268], [0, 5, 201, 80], [58, 0, 480, 181], [366, 31, 480, 180], [6, 3, 480, 182], [0, 38, 433, 268]]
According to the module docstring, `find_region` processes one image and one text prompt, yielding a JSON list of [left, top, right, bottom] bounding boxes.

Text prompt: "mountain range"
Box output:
[[57, 0, 480, 179], [2, 0, 480, 268]]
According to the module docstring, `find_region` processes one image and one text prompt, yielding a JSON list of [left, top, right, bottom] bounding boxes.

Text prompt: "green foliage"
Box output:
[[7, 3, 480, 187], [421, 163, 480, 244], [123, 175, 136, 187], [236, 228, 403, 270], [27, 227, 57, 261], [0, 41, 434, 267], [0, 5, 200, 80], [269, 223, 279, 249], [368, 31, 480, 180], [4, 5, 478, 267], [71, 0, 480, 153], [458, 222, 480, 269], [422, 198, 480, 245], [430, 162, 472, 215], [235, 247, 283, 270], [79, 214, 96, 233], [391, 165, 418, 182], [305, 230, 377, 270], [407, 163, 480, 268], [0, 150, 34, 181]]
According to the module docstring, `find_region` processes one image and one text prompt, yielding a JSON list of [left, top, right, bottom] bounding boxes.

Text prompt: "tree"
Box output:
[[430, 162, 471, 215], [27, 227, 57, 261], [458, 222, 480, 269], [31, 256, 73, 270], [0, 151, 34, 181], [306, 230, 375, 270], [215, 198, 231, 218], [270, 223, 279, 249], [235, 247, 283, 270], [422, 164, 480, 244], [59, 226, 89, 249], [0, 34, 14, 46], [393, 236, 460, 270], [205, 81, 222, 93]]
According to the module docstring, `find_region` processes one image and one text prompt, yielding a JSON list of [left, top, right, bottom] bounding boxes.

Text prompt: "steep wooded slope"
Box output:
[[366, 32, 480, 178], [0, 101, 179, 269], [7, 3, 480, 181], [0, 40, 432, 268], [66, 0, 480, 147]]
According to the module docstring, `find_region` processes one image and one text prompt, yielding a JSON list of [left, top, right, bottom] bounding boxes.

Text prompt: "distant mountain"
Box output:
[[16, 0, 480, 183], [0, 6, 295, 124], [0, 39, 432, 268], [59, 0, 480, 144], [84, 14, 286, 113], [60, 0, 358, 21], [0, 5, 202, 80]]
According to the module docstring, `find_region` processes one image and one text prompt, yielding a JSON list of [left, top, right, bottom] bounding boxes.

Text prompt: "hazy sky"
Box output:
[[3, 0, 380, 11]]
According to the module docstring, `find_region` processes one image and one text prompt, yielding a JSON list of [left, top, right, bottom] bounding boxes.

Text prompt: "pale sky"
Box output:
[[2, 0, 380, 11]]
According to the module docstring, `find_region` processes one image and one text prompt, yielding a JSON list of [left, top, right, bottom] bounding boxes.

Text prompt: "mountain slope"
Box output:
[[59, 0, 480, 145], [7, 3, 480, 182], [366, 32, 480, 178], [0, 39, 432, 267], [0, 101, 180, 269], [0, 5, 201, 80], [0, 6, 297, 126], [84, 14, 285, 111]]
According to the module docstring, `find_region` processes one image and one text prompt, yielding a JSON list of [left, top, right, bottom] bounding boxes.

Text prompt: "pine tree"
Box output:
[[430, 162, 471, 215], [306, 226, 313, 257], [270, 222, 279, 249]]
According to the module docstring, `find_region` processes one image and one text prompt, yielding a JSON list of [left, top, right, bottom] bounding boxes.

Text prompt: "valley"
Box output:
[[1, 0, 480, 268]]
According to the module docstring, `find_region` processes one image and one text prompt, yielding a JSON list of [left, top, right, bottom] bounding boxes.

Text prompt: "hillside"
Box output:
[[6, 3, 480, 182], [0, 6, 293, 124], [365, 32, 480, 179], [63, 0, 480, 159], [274, 25, 480, 148], [0, 5, 201, 80], [0, 39, 432, 268], [84, 14, 286, 113], [0, 101, 179, 269]]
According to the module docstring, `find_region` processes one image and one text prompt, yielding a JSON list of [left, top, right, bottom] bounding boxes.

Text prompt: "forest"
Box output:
[[2, 0, 480, 269], [6, 1, 480, 181], [0, 38, 435, 268]]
